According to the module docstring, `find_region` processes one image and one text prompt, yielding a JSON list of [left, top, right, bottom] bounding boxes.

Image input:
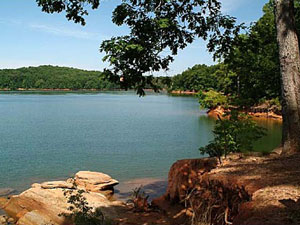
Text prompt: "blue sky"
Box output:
[[0, 0, 268, 76]]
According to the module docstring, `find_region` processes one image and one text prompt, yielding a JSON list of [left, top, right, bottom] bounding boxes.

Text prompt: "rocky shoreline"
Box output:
[[1, 152, 299, 225], [0, 171, 123, 225], [208, 106, 282, 120]]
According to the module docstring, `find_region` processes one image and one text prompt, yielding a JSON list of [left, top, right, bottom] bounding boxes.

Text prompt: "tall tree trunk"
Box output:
[[275, 0, 300, 154]]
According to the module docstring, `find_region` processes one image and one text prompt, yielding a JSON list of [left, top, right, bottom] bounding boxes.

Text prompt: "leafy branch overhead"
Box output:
[[36, 0, 243, 95], [36, 0, 100, 25]]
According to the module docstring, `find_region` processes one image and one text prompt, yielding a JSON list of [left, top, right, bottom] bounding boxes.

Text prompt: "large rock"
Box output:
[[2, 171, 123, 225], [75, 171, 119, 193]]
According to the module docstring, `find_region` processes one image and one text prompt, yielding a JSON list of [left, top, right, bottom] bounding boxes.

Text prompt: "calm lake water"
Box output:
[[0, 92, 282, 193]]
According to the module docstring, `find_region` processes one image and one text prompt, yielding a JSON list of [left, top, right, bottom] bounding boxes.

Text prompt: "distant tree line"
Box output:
[[0, 65, 174, 92], [0, 65, 120, 90]]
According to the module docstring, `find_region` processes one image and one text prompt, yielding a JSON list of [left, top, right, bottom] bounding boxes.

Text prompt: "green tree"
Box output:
[[199, 111, 266, 163], [225, 2, 281, 106], [198, 90, 229, 109]]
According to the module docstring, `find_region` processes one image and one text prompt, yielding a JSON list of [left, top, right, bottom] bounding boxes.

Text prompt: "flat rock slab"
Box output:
[[75, 171, 119, 192], [41, 181, 74, 189], [75, 171, 118, 184]]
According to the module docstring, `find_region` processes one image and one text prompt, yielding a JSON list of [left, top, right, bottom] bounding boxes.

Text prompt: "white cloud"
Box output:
[[219, 0, 244, 13], [0, 18, 108, 41], [29, 23, 107, 41]]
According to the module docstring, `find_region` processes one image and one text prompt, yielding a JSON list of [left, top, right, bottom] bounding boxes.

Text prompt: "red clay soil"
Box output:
[[114, 150, 300, 225]]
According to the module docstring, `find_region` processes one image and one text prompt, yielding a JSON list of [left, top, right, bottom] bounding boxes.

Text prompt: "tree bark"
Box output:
[[275, 0, 300, 154]]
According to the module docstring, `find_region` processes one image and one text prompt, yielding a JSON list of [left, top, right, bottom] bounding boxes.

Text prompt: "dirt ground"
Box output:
[[112, 150, 300, 225]]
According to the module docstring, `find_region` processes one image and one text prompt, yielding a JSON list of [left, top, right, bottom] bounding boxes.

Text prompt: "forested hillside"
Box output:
[[0, 65, 120, 90]]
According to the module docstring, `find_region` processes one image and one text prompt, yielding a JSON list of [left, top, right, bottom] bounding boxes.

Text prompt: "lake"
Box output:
[[0, 92, 282, 194]]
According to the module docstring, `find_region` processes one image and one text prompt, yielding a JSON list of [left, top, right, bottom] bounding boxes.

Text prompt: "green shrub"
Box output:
[[199, 110, 266, 163], [60, 187, 114, 225], [198, 90, 229, 109], [269, 97, 282, 110]]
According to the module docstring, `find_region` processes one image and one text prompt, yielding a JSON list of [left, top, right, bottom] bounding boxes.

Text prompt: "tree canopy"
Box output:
[[170, 1, 300, 108], [36, 0, 242, 95]]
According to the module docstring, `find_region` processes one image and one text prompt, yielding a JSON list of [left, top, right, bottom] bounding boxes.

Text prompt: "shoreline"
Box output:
[[169, 90, 198, 96], [3, 153, 299, 225], [115, 177, 167, 201], [0, 88, 122, 92], [207, 106, 283, 121], [0, 176, 167, 202], [0, 172, 168, 225], [0, 88, 167, 93]]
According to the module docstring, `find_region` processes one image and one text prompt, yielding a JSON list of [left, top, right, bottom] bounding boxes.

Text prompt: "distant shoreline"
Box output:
[[0, 88, 168, 93], [169, 90, 198, 96], [0, 88, 118, 92]]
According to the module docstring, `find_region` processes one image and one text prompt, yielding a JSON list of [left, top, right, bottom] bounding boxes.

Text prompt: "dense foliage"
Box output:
[[198, 90, 229, 109], [170, 63, 236, 94], [0, 65, 120, 90], [199, 111, 266, 163], [169, 0, 300, 108], [224, 2, 281, 106]]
